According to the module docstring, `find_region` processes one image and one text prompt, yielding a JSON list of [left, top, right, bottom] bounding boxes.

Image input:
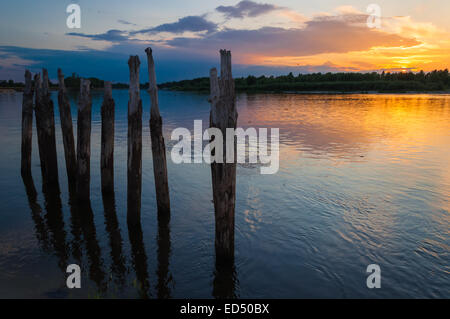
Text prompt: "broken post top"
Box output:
[[104, 81, 112, 100], [219, 49, 232, 81], [210, 50, 235, 99], [57, 68, 66, 91], [128, 55, 141, 115], [24, 70, 32, 95], [209, 49, 237, 129], [145, 47, 160, 118], [78, 79, 91, 111]]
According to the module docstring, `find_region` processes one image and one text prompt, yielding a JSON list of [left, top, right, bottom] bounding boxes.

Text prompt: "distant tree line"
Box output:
[[63, 73, 133, 89], [159, 69, 450, 92], [2, 69, 449, 92]]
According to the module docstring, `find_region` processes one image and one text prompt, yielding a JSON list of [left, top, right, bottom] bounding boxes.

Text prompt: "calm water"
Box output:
[[0, 90, 449, 298]]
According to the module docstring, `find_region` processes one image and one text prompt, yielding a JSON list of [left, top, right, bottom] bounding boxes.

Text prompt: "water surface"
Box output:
[[0, 91, 448, 298]]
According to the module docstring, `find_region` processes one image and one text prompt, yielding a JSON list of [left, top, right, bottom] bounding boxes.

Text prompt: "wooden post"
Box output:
[[145, 48, 170, 220], [21, 70, 34, 178], [127, 56, 143, 225], [76, 79, 92, 203], [35, 69, 60, 190], [101, 81, 115, 194], [57, 69, 77, 191], [209, 50, 238, 264]]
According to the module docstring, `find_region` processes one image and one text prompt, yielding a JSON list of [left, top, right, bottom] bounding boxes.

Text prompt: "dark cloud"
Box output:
[[0, 45, 216, 83], [66, 29, 129, 42], [132, 15, 217, 35], [167, 17, 420, 56], [216, 0, 279, 19], [117, 19, 136, 26]]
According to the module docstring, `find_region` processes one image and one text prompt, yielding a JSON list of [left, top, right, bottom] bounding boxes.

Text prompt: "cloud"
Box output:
[[132, 15, 217, 35], [67, 29, 129, 42], [117, 19, 137, 26], [167, 16, 420, 58], [0, 50, 37, 81], [0, 45, 218, 83], [216, 0, 279, 19]]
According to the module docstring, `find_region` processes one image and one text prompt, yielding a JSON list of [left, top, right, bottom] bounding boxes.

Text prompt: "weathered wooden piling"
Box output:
[[57, 69, 77, 191], [101, 81, 115, 194], [76, 79, 92, 202], [21, 70, 34, 178], [145, 47, 171, 219], [35, 69, 60, 190], [209, 50, 238, 263], [127, 56, 143, 225]]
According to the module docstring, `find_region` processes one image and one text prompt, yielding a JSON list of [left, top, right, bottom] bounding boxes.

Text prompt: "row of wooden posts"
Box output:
[[20, 48, 237, 263]]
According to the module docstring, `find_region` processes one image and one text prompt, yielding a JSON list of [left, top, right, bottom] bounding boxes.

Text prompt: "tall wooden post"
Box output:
[[127, 56, 143, 225], [57, 69, 77, 191], [101, 81, 115, 194], [209, 50, 238, 263], [76, 79, 92, 203], [21, 70, 34, 178], [35, 69, 60, 190], [145, 47, 170, 220]]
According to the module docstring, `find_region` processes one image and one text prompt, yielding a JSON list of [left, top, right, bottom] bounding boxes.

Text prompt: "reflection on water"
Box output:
[[102, 192, 126, 288], [128, 218, 150, 298], [213, 262, 238, 299], [0, 91, 449, 298], [156, 215, 173, 299]]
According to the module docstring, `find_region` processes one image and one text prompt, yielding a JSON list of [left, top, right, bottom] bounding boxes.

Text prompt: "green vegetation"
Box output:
[[3, 69, 449, 93], [0, 79, 25, 89], [159, 69, 450, 93]]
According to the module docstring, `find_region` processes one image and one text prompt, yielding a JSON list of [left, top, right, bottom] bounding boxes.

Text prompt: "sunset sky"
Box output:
[[0, 0, 449, 82]]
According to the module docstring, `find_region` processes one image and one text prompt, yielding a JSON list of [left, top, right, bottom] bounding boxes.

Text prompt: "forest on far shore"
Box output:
[[159, 69, 450, 93], [2, 69, 449, 93]]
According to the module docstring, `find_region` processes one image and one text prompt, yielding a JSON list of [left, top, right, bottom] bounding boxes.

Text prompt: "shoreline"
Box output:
[[2, 87, 449, 95]]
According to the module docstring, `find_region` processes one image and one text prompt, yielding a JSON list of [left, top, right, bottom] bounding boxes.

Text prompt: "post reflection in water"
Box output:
[[68, 193, 83, 265], [102, 191, 127, 288], [213, 261, 238, 299], [21, 174, 50, 252], [22, 169, 174, 298], [127, 216, 151, 298], [41, 183, 69, 273], [73, 200, 107, 293], [156, 215, 173, 299], [21, 173, 108, 295]]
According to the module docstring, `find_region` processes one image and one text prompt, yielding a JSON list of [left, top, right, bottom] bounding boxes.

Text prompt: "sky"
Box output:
[[0, 0, 449, 82]]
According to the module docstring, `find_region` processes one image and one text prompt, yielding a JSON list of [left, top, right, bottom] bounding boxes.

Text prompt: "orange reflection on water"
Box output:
[[238, 93, 450, 160]]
